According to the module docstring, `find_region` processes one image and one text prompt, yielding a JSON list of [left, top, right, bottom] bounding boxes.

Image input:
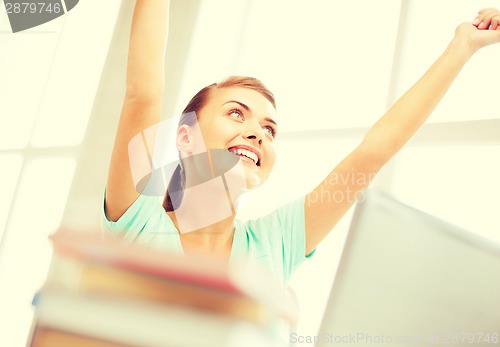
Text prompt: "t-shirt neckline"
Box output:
[[163, 213, 244, 263]]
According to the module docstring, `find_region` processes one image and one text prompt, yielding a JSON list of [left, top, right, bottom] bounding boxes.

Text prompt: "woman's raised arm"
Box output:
[[304, 9, 500, 255], [105, 0, 171, 222]]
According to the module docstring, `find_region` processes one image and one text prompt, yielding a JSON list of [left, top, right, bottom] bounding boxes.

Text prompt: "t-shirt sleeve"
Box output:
[[274, 196, 316, 273], [101, 189, 166, 244], [247, 196, 316, 284]]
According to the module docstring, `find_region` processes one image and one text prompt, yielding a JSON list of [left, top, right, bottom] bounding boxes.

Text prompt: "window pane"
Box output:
[[176, 0, 401, 132], [0, 157, 75, 347], [238, 0, 401, 132], [396, 0, 500, 123], [174, 0, 250, 116], [29, 0, 123, 147], [0, 154, 23, 241], [391, 145, 500, 243], [0, 30, 62, 149]]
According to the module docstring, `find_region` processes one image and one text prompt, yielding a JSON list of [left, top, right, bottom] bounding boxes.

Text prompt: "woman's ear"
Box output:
[[176, 123, 206, 156], [176, 124, 194, 155]]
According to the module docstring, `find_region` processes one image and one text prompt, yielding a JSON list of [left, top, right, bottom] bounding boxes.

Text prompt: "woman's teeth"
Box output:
[[228, 148, 259, 165]]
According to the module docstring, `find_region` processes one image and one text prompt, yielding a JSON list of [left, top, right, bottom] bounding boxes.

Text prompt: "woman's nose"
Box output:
[[243, 123, 264, 144]]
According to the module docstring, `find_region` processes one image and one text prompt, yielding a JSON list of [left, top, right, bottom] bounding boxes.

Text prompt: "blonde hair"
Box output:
[[182, 76, 275, 117], [163, 76, 276, 212]]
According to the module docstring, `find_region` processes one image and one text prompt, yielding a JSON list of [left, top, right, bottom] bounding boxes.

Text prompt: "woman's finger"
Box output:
[[475, 8, 498, 29], [482, 10, 499, 29], [489, 15, 499, 30]]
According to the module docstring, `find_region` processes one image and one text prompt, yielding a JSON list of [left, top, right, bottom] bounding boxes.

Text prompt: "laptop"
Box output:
[[316, 189, 500, 346]]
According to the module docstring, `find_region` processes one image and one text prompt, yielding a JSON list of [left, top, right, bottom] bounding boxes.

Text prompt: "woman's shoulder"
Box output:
[[101, 190, 179, 247]]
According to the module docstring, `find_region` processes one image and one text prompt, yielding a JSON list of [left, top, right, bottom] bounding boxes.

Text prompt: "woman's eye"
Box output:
[[262, 126, 276, 139], [228, 109, 244, 120]]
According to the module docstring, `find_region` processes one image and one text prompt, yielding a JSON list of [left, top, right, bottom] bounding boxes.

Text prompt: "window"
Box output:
[[391, 144, 500, 244], [0, 1, 121, 345]]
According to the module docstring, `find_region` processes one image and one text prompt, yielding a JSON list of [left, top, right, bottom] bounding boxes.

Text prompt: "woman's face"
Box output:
[[192, 86, 278, 189]]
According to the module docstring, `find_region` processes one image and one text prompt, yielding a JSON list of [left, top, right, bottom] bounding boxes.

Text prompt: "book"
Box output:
[[48, 230, 298, 323], [30, 289, 278, 347], [44, 255, 273, 325], [26, 229, 297, 346], [31, 327, 131, 347]]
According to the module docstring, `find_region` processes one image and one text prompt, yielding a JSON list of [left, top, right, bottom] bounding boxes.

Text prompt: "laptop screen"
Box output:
[[315, 189, 500, 346]]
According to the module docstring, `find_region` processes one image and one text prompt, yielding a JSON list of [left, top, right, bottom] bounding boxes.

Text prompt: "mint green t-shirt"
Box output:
[[101, 193, 314, 287]]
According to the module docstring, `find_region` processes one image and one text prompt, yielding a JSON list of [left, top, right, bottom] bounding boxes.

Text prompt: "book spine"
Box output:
[[44, 256, 272, 325], [34, 291, 278, 347], [30, 327, 130, 347]]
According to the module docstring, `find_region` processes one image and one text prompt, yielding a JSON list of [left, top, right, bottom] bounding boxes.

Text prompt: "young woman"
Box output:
[[103, 0, 500, 287]]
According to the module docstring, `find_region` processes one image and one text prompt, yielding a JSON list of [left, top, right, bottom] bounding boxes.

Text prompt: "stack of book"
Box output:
[[26, 230, 297, 347]]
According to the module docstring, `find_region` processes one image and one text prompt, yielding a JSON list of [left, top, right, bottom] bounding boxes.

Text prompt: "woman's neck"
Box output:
[[166, 176, 244, 258], [169, 211, 235, 260]]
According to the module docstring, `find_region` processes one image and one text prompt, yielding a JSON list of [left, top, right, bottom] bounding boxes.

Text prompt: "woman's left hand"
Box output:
[[473, 8, 500, 30], [454, 8, 500, 54]]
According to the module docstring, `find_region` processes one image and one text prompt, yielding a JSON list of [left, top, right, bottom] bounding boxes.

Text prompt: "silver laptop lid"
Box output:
[[316, 189, 500, 346]]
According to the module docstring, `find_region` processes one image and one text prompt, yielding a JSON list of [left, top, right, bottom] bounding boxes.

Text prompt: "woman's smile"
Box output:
[[227, 144, 261, 166]]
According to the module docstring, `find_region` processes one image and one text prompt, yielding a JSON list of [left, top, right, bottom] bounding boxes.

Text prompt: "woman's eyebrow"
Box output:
[[223, 100, 278, 127], [223, 100, 250, 111], [264, 117, 278, 127]]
